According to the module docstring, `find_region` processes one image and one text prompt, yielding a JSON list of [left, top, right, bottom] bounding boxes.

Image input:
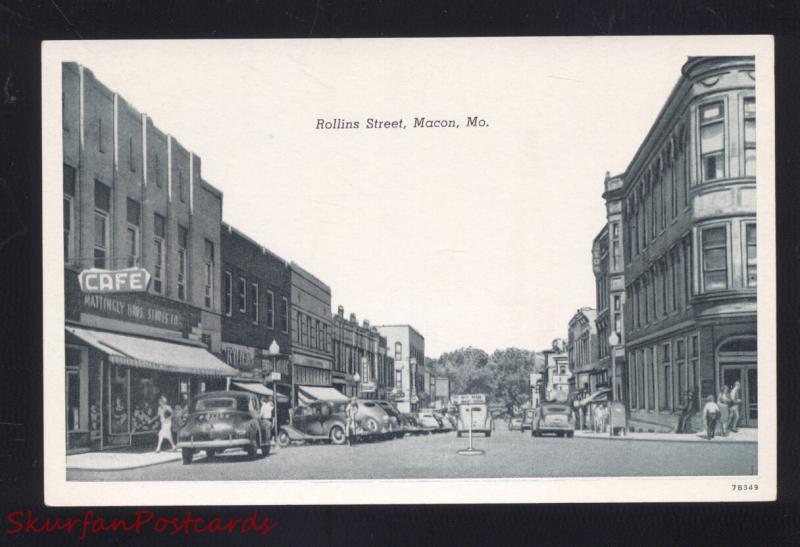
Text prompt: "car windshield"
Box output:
[[192, 397, 238, 411]]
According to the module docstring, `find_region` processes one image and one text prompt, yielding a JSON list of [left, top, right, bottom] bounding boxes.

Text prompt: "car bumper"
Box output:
[[177, 439, 250, 449], [538, 425, 575, 432]]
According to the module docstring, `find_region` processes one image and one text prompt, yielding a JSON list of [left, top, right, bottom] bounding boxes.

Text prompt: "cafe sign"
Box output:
[[79, 268, 151, 293]]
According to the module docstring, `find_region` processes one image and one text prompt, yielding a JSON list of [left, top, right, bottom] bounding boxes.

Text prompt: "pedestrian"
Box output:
[[154, 395, 176, 453], [702, 395, 721, 440], [260, 396, 274, 431], [717, 385, 731, 437], [677, 388, 697, 433], [345, 397, 359, 446], [728, 380, 742, 433]]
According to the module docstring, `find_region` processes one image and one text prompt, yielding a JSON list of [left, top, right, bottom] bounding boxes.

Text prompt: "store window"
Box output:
[[153, 214, 166, 293], [177, 225, 188, 300], [266, 290, 275, 329], [701, 226, 728, 291], [109, 365, 130, 436], [700, 101, 725, 181], [94, 181, 111, 269], [280, 297, 289, 333], [251, 283, 259, 324], [745, 223, 757, 287], [224, 271, 232, 316], [743, 97, 756, 177]]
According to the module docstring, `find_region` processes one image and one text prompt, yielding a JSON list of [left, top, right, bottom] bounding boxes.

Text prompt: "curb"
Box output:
[[574, 433, 756, 445], [67, 453, 207, 473]]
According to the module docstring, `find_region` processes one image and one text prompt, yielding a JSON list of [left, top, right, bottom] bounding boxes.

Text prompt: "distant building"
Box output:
[[541, 348, 571, 403], [567, 307, 599, 396], [615, 56, 757, 430], [331, 306, 394, 399], [375, 325, 425, 412]]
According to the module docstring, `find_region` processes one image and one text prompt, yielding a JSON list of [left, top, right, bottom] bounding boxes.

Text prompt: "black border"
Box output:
[[1, 1, 799, 545]]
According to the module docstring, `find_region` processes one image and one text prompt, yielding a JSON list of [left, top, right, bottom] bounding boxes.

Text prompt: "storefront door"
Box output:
[[720, 365, 757, 427]]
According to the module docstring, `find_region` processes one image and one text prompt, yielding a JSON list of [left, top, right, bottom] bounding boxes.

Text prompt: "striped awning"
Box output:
[[297, 385, 349, 406], [66, 326, 238, 378], [231, 382, 289, 403]]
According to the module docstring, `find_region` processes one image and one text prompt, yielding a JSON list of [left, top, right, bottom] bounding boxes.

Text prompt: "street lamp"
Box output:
[[267, 340, 281, 440], [608, 331, 620, 402], [353, 371, 361, 398], [409, 357, 417, 411]]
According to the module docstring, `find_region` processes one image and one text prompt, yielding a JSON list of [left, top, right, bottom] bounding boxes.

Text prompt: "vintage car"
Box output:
[[508, 416, 523, 431], [177, 390, 271, 464], [531, 403, 576, 438], [520, 409, 535, 432], [434, 412, 454, 432], [399, 413, 424, 435], [276, 398, 392, 447], [374, 400, 403, 439], [416, 410, 440, 433], [456, 402, 492, 437]]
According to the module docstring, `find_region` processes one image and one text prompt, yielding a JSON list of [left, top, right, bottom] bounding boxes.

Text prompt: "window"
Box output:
[[743, 97, 756, 177], [745, 223, 757, 287], [154, 155, 162, 188], [251, 283, 259, 324], [323, 324, 329, 352], [671, 162, 678, 219], [128, 136, 135, 172], [63, 165, 76, 263], [177, 226, 188, 300], [613, 294, 621, 312], [238, 277, 246, 313], [660, 261, 667, 317], [302, 315, 309, 346], [670, 249, 678, 311], [395, 342, 402, 361], [93, 181, 111, 269], [701, 226, 727, 291], [153, 214, 166, 293], [314, 320, 321, 349], [266, 291, 275, 329], [280, 297, 289, 333], [614, 314, 621, 337], [178, 171, 186, 202], [98, 118, 104, 153], [700, 101, 725, 181], [224, 272, 232, 316], [201, 239, 214, 308], [125, 198, 141, 268], [683, 236, 693, 305]]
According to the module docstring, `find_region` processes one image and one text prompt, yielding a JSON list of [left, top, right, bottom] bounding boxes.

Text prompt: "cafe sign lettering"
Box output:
[[79, 268, 151, 293]]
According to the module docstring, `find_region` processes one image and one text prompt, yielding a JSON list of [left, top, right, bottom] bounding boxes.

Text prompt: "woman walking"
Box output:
[[345, 397, 359, 446], [154, 395, 176, 453], [717, 385, 731, 437]]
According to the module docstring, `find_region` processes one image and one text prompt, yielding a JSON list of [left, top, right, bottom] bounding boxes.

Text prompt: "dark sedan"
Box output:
[[177, 391, 271, 464]]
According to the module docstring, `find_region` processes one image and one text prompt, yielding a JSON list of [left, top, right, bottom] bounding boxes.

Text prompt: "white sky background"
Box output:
[[61, 38, 702, 356]]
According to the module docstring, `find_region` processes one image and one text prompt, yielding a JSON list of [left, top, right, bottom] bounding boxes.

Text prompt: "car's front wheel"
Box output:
[[205, 448, 217, 459], [246, 437, 258, 460], [181, 448, 194, 465], [329, 425, 346, 445], [277, 430, 291, 448]]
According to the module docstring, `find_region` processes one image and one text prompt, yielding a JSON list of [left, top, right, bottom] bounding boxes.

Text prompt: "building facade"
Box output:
[[618, 56, 757, 430], [567, 307, 599, 396], [289, 262, 335, 405], [220, 223, 292, 389], [63, 62, 235, 453], [375, 325, 425, 412], [331, 306, 394, 399]]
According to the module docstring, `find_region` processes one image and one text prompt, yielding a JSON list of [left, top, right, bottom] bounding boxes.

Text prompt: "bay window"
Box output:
[[743, 97, 756, 177], [745, 223, 757, 287], [701, 226, 728, 291], [700, 101, 725, 181]]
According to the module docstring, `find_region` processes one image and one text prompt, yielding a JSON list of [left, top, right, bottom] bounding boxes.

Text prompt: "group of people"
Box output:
[[702, 380, 743, 440]]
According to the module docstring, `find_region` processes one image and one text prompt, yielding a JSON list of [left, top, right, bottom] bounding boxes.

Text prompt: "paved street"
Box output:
[[68, 423, 757, 481]]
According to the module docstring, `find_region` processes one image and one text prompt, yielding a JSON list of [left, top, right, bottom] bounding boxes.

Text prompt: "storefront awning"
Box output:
[[231, 382, 289, 403], [297, 385, 349, 406], [66, 326, 238, 378], [576, 387, 611, 407]]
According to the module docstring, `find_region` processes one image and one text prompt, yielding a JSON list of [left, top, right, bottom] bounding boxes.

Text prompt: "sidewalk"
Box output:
[[575, 428, 757, 444], [66, 448, 203, 472]]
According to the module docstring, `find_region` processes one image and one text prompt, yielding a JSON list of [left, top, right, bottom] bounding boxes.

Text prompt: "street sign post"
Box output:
[[454, 394, 486, 456]]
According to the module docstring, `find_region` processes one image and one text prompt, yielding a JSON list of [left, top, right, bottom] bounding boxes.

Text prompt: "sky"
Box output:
[[55, 38, 707, 356]]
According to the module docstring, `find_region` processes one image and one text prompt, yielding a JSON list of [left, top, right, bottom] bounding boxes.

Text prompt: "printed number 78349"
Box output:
[[732, 484, 758, 491]]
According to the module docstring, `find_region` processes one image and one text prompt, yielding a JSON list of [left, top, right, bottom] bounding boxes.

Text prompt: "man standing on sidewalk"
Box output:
[[702, 395, 721, 440], [728, 381, 742, 433]]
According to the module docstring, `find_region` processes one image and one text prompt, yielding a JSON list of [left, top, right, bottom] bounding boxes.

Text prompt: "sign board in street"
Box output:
[[79, 267, 151, 293], [451, 393, 486, 405]]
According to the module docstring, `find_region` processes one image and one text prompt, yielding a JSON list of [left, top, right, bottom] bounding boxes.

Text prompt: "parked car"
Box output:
[[417, 411, 440, 434], [399, 413, 424, 435], [521, 409, 535, 432], [434, 412, 454, 432], [531, 403, 576, 438], [374, 400, 404, 439], [277, 398, 393, 447], [508, 416, 523, 431], [177, 390, 271, 464]]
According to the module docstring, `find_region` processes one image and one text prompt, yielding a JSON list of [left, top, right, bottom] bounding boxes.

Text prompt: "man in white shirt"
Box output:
[[702, 395, 721, 440], [728, 381, 742, 433]]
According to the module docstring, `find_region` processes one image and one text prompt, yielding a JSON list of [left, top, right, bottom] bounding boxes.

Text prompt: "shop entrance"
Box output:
[[717, 337, 757, 428]]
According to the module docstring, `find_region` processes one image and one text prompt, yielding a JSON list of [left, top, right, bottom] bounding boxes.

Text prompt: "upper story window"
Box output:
[[93, 180, 111, 269], [238, 277, 246, 312], [251, 283, 259, 324], [154, 154, 162, 188], [280, 297, 289, 333], [98, 118, 105, 153], [178, 171, 186, 203], [63, 165, 76, 264], [700, 101, 725, 182], [153, 214, 166, 294], [128, 136, 136, 172], [177, 225, 188, 300], [203, 239, 214, 309], [743, 97, 756, 177], [266, 290, 275, 329], [125, 198, 141, 268], [394, 342, 402, 361], [224, 271, 232, 316], [701, 226, 728, 291], [745, 223, 757, 287]]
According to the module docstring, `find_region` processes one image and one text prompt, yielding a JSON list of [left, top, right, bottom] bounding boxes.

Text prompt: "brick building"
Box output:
[[567, 307, 599, 396], [62, 62, 236, 453], [375, 325, 425, 412], [616, 56, 757, 431]]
